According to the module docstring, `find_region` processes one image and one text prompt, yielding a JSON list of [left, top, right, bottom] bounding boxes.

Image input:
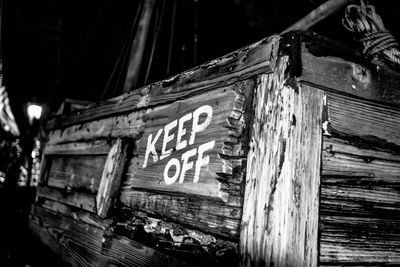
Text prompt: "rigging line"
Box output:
[[166, 0, 177, 76], [102, 0, 145, 98], [144, 0, 167, 85]]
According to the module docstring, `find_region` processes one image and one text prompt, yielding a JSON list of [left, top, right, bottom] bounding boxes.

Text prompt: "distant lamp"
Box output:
[[27, 104, 42, 122]]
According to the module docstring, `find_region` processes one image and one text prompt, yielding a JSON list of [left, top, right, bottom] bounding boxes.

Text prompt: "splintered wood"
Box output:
[[240, 56, 324, 267], [29, 205, 184, 267]]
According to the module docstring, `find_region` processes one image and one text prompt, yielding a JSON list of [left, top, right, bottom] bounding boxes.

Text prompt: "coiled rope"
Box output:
[[342, 0, 400, 66]]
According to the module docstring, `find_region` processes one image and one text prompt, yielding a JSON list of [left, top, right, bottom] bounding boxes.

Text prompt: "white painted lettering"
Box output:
[[179, 148, 197, 183], [176, 113, 192, 151], [160, 119, 177, 160], [189, 105, 213, 145], [144, 105, 216, 185], [164, 158, 180, 185], [143, 129, 163, 168], [194, 140, 215, 183]]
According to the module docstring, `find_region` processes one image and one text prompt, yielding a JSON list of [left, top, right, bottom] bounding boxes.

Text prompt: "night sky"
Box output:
[[2, 0, 400, 134]]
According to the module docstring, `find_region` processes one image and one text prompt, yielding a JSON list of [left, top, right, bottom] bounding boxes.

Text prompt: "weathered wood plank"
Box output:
[[46, 155, 107, 194], [323, 137, 400, 163], [46, 35, 279, 130], [29, 205, 187, 267], [321, 184, 400, 215], [322, 149, 400, 182], [298, 32, 400, 107], [46, 111, 144, 145], [39, 198, 112, 230], [325, 92, 400, 148], [240, 58, 324, 266], [320, 136, 400, 264], [320, 216, 400, 264], [37, 186, 97, 213], [125, 80, 252, 201], [96, 138, 128, 218], [119, 190, 242, 239], [44, 140, 111, 155], [320, 199, 400, 264]]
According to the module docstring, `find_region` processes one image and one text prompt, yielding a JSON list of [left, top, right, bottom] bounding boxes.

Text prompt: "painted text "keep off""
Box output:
[[142, 105, 215, 185]]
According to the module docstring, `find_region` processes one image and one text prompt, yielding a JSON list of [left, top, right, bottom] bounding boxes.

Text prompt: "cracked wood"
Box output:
[[240, 57, 324, 267]]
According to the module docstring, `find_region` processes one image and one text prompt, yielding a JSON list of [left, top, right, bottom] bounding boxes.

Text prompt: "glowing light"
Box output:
[[27, 104, 42, 120]]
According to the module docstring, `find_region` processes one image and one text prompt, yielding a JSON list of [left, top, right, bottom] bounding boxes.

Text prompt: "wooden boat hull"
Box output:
[[30, 31, 400, 266]]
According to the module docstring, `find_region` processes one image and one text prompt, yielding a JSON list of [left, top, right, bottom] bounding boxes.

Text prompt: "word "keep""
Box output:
[[142, 105, 215, 185]]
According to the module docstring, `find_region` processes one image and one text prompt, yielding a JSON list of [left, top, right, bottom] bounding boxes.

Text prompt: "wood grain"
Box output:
[[320, 215, 400, 264], [323, 137, 400, 163], [29, 205, 188, 266], [325, 91, 400, 148], [46, 35, 279, 130], [44, 140, 111, 155], [46, 155, 106, 194], [320, 136, 400, 264], [40, 198, 112, 230], [46, 111, 144, 145], [37, 186, 97, 213], [240, 57, 324, 267], [96, 138, 128, 218]]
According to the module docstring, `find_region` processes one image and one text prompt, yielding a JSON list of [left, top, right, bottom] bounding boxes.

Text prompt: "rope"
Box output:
[[342, 0, 400, 66]]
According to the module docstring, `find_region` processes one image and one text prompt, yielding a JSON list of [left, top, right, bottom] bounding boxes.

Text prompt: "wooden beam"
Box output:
[[281, 0, 352, 34], [123, 0, 157, 92], [240, 56, 324, 266]]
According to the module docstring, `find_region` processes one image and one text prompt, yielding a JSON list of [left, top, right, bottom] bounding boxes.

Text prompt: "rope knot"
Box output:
[[342, 0, 400, 66]]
